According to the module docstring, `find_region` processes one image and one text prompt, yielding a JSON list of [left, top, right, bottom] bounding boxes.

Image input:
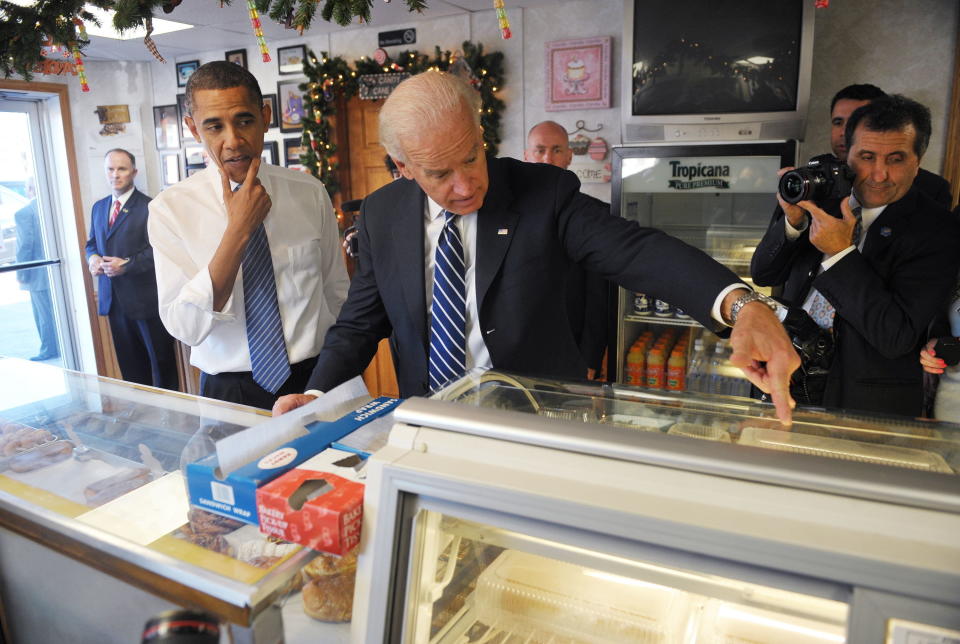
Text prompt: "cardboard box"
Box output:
[[185, 397, 399, 525], [257, 448, 365, 555]]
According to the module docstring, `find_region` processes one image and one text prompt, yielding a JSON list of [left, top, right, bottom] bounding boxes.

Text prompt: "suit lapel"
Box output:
[[475, 158, 519, 309], [862, 189, 915, 257], [106, 190, 139, 239]]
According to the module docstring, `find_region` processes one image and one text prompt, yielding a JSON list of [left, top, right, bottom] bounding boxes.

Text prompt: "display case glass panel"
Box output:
[[434, 370, 960, 479], [404, 509, 848, 643]]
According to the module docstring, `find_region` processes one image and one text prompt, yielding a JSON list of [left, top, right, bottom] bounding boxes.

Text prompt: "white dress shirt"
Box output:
[[148, 163, 349, 375], [784, 195, 886, 311], [113, 186, 134, 211]]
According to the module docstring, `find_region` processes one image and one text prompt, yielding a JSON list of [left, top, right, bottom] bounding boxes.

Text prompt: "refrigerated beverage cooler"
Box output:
[[609, 142, 796, 397]]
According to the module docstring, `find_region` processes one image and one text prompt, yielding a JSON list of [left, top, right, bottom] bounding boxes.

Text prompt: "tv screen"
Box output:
[[631, 0, 803, 116]]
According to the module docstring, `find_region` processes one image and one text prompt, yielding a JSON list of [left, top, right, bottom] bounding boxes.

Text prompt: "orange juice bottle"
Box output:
[[666, 347, 686, 391], [646, 347, 665, 389]]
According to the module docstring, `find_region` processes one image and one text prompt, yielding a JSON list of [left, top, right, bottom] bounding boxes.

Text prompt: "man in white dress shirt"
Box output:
[[149, 61, 348, 409]]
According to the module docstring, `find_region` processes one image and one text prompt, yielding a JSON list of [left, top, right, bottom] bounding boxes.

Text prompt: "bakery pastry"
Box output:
[[301, 549, 358, 622]]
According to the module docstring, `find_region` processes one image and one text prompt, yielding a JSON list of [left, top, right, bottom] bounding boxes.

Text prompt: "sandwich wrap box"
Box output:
[[257, 447, 365, 555], [185, 385, 400, 525]]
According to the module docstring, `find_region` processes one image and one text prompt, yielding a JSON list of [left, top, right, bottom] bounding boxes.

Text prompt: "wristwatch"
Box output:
[[727, 291, 786, 325]]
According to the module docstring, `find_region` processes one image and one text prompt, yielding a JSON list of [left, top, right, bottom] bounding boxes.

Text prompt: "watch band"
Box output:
[[728, 291, 782, 325]]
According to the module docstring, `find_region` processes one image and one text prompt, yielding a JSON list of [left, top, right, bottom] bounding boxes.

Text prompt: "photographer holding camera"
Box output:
[[751, 94, 960, 417]]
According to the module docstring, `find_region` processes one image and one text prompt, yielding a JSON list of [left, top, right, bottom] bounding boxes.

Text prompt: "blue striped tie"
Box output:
[[241, 216, 291, 394], [429, 211, 466, 391]]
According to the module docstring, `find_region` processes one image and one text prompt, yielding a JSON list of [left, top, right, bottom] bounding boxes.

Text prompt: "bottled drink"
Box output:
[[686, 338, 706, 393], [646, 347, 665, 389], [666, 347, 686, 391], [625, 345, 646, 385], [708, 342, 728, 395]]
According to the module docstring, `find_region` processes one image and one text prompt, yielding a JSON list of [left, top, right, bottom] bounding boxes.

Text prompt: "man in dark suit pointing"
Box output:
[[275, 72, 799, 422], [86, 149, 178, 389]]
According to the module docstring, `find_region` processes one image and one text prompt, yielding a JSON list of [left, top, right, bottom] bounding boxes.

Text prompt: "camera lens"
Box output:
[[142, 609, 219, 644], [778, 172, 809, 204]]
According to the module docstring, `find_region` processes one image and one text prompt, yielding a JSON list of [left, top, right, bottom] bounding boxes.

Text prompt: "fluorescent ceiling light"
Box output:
[[83, 5, 193, 40]]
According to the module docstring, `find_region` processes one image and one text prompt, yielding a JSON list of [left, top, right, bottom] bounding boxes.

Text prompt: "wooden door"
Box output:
[[343, 96, 400, 399]]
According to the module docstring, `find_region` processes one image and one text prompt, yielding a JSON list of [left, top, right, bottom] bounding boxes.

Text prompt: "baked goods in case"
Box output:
[[84, 467, 153, 505], [301, 549, 358, 622], [9, 440, 74, 472]]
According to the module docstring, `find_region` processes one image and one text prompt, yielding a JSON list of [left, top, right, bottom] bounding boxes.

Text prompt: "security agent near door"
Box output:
[[751, 95, 960, 417], [86, 149, 178, 390]]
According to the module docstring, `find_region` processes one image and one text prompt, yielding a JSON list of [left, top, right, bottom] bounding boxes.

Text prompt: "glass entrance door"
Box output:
[[0, 97, 73, 367]]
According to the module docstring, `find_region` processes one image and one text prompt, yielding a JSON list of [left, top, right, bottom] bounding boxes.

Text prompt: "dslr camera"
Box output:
[[778, 153, 855, 205]]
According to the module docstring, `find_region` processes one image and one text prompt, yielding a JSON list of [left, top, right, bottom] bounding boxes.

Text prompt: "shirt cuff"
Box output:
[[303, 389, 324, 398], [821, 245, 856, 271], [712, 283, 751, 327], [183, 266, 235, 321], [784, 217, 807, 240]]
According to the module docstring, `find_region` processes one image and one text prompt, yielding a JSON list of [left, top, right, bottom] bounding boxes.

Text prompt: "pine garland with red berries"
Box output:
[[298, 41, 506, 196]]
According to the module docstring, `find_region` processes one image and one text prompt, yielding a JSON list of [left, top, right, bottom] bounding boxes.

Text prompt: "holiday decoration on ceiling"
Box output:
[[0, 0, 434, 82], [297, 41, 505, 197], [492, 0, 511, 39]]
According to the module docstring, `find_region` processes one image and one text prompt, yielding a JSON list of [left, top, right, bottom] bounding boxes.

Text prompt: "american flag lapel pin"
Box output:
[[880, 226, 892, 237], [497, 228, 509, 235]]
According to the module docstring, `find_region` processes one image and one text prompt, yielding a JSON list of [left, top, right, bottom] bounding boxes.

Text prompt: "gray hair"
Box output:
[[379, 71, 481, 163]]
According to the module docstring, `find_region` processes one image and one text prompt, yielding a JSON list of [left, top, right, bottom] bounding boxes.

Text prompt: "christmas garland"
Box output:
[[0, 0, 432, 80], [298, 41, 506, 196]]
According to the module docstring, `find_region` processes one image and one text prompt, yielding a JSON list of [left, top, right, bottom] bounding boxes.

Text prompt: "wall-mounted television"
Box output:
[[621, 0, 815, 144]]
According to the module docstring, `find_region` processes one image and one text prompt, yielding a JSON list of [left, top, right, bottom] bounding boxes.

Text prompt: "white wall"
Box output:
[[144, 0, 958, 205]]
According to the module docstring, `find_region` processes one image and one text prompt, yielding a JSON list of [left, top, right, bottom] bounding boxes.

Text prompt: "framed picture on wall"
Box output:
[[184, 144, 206, 168], [277, 79, 306, 133], [277, 45, 307, 75], [545, 36, 611, 111], [176, 93, 191, 141], [160, 151, 181, 185], [225, 48, 247, 69], [283, 137, 305, 168], [176, 60, 200, 88], [262, 93, 279, 129], [261, 141, 279, 165], [153, 104, 180, 150]]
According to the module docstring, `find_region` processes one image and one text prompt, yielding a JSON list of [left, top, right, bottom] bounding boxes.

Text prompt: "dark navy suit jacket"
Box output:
[[84, 189, 160, 320], [751, 188, 960, 416], [307, 156, 739, 397]]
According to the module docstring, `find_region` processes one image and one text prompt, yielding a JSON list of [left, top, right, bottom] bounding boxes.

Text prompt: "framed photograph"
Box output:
[[277, 79, 306, 133], [184, 144, 206, 168], [284, 137, 306, 168], [261, 141, 279, 165], [176, 60, 200, 88], [160, 151, 181, 185], [153, 104, 180, 150], [225, 48, 247, 69], [277, 45, 307, 75], [176, 93, 192, 141], [545, 37, 611, 111], [262, 93, 279, 129]]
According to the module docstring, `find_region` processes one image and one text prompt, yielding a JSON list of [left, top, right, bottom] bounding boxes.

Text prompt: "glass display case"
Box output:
[[353, 370, 960, 643], [610, 142, 795, 396], [0, 358, 350, 644]]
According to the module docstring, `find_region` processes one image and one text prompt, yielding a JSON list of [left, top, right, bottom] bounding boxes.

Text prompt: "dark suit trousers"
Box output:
[[200, 356, 318, 411], [108, 302, 179, 391]]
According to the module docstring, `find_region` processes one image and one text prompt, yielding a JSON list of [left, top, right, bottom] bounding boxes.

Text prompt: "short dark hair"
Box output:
[[104, 148, 136, 167], [185, 61, 263, 115], [830, 83, 885, 113], [384, 155, 398, 175], [844, 94, 932, 159]]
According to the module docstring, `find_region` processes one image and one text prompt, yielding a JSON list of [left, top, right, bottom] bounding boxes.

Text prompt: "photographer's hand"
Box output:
[[776, 167, 808, 229], [801, 196, 858, 257]]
